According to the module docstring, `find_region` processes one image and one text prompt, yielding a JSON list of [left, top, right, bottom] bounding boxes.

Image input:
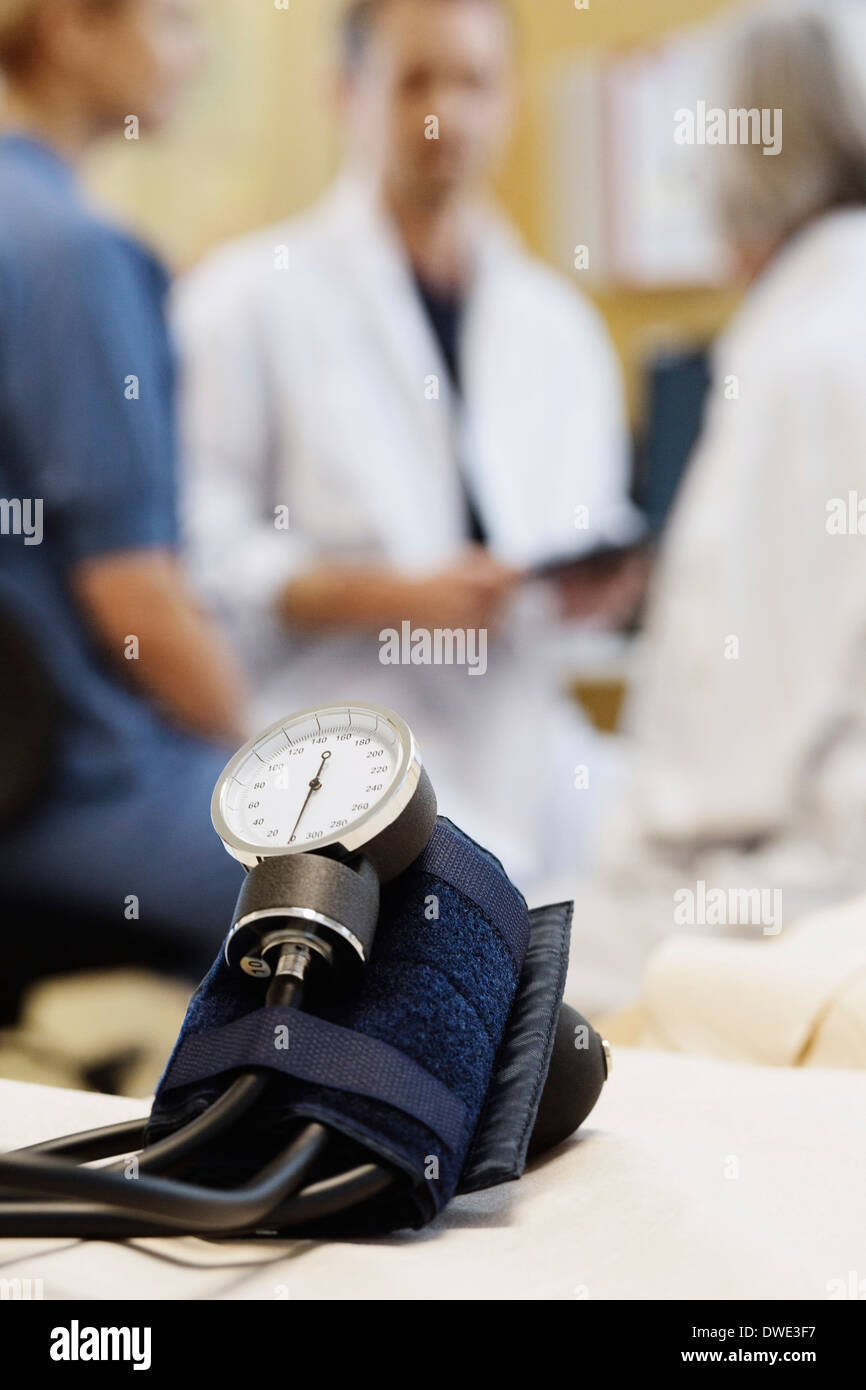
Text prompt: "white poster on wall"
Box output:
[[546, 30, 733, 289]]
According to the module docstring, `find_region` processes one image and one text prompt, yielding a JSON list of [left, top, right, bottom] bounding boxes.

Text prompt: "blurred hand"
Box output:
[[553, 552, 651, 626], [405, 547, 518, 631], [281, 547, 519, 634]]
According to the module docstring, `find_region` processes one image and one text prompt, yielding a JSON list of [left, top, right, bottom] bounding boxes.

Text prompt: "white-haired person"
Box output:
[[567, 0, 866, 1014], [0, 0, 248, 971]]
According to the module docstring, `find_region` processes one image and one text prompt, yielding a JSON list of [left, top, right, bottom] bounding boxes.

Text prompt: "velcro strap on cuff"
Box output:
[[158, 1005, 467, 1153]]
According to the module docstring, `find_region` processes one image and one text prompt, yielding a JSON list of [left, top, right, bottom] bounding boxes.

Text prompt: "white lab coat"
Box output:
[[566, 208, 866, 1014], [175, 176, 638, 891]]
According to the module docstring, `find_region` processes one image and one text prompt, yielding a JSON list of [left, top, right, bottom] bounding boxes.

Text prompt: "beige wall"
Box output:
[[88, 0, 749, 418], [501, 0, 747, 414]]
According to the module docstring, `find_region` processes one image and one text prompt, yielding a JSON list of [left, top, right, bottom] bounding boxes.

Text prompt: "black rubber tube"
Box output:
[[16, 1073, 270, 1174], [0, 1163, 393, 1238], [16, 1117, 148, 1163], [267, 1161, 394, 1228], [0, 1122, 330, 1232]]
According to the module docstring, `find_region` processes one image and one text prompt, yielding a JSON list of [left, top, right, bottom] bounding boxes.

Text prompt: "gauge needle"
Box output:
[[289, 750, 331, 842]]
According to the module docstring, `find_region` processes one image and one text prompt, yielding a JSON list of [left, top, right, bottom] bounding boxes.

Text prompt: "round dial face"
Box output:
[[213, 705, 414, 860]]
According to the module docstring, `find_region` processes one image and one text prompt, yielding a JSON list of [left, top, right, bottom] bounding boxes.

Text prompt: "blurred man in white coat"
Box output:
[[567, 0, 866, 1013], [176, 0, 644, 893]]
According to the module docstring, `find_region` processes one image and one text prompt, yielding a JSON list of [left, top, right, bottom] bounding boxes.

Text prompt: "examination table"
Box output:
[[1, 1047, 862, 1301]]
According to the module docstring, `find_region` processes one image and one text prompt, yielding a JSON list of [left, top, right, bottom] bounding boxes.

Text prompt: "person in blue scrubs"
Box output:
[[0, 0, 245, 974]]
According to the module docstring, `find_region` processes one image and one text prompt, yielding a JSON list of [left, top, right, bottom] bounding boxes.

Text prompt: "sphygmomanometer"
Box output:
[[0, 703, 609, 1239]]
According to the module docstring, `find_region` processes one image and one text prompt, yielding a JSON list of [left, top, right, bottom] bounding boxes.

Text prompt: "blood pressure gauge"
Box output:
[[212, 704, 437, 996]]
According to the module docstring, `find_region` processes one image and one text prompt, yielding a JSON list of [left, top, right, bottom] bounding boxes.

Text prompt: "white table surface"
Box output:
[[1, 1048, 863, 1301]]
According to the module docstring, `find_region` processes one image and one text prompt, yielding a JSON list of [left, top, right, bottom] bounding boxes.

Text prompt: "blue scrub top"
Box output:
[[0, 134, 189, 797]]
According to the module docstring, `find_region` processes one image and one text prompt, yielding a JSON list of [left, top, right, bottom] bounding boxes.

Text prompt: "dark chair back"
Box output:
[[0, 602, 58, 830]]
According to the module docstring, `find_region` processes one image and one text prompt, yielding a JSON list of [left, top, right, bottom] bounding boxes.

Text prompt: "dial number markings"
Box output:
[[221, 707, 403, 851]]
